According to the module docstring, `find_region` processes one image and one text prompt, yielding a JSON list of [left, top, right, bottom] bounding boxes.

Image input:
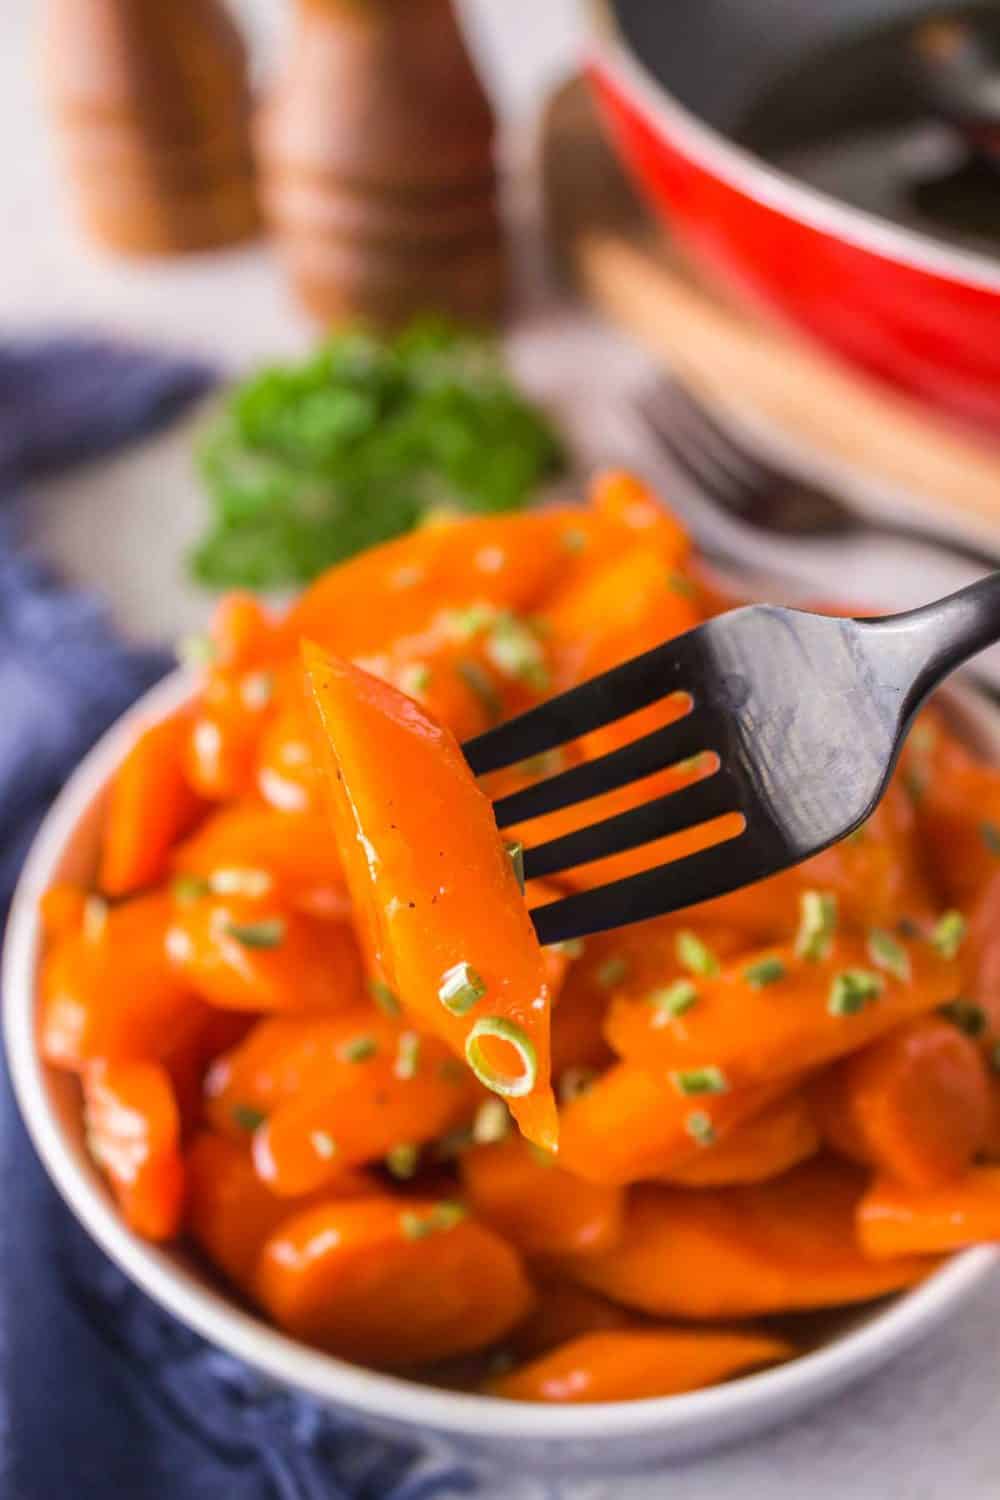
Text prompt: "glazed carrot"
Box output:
[[252, 1011, 479, 1193], [165, 892, 364, 1013], [83, 1060, 185, 1241], [858, 1166, 1000, 1259], [283, 508, 623, 661], [605, 932, 959, 1093], [39, 883, 87, 940], [459, 1136, 624, 1256], [664, 1091, 820, 1188], [40, 891, 211, 1069], [560, 1160, 933, 1319], [255, 696, 320, 814], [811, 1017, 990, 1188], [487, 1328, 792, 1403], [255, 1196, 535, 1366], [182, 656, 282, 801], [559, 1061, 789, 1187], [185, 1132, 375, 1291], [981, 1083, 1000, 1162], [303, 642, 557, 1148], [587, 471, 691, 569], [171, 803, 350, 922], [99, 711, 206, 897], [507, 1279, 635, 1361], [905, 722, 1000, 906], [161, 1008, 255, 1133], [208, 592, 281, 672]]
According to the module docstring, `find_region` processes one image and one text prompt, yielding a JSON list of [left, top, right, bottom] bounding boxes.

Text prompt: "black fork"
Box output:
[[465, 575, 1000, 946]]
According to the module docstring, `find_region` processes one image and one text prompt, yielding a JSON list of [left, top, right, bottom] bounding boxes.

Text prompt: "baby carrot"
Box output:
[[99, 711, 206, 896], [83, 1060, 185, 1241], [459, 1135, 625, 1256], [663, 1091, 819, 1188], [858, 1166, 1000, 1259]]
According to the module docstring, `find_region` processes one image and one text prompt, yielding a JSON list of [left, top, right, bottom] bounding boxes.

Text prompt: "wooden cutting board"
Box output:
[[540, 76, 1000, 535]]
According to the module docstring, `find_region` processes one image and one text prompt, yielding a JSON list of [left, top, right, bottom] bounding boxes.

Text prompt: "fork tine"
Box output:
[[463, 627, 709, 776], [491, 706, 720, 828], [529, 831, 779, 946], [521, 767, 739, 881], [638, 389, 755, 510], [655, 378, 773, 488]]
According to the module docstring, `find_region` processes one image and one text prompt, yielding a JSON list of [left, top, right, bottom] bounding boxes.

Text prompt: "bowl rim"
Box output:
[[5, 667, 997, 1443], [587, 0, 1000, 296]]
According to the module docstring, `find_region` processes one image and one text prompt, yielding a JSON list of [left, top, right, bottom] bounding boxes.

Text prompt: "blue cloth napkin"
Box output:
[[0, 338, 476, 1500]]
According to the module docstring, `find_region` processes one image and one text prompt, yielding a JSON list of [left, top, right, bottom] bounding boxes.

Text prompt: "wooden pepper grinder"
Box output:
[[257, 0, 506, 327], [41, 0, 259, 255]]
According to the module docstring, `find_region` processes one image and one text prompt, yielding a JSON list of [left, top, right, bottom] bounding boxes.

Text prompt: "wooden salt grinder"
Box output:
[[41, 0, 259, 256], [257, 0, 507, 327]]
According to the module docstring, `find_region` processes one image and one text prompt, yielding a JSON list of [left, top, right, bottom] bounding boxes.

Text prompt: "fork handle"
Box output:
[[871, 570, 1000, 710]]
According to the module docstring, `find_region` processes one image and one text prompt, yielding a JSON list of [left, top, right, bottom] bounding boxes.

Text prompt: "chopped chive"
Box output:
[[400, 1201, 467, 1240], [210, 867, 272, 898], [685, 1110, 716, 1147], [385, 1143, 419, 1180], [172, 874, 210, 906], [939, 999, 987, 1038], [338, 1034, 377, 1063], [400, 662, 432, 698], [438, 961, 487, 1016], [231, 1104, 266, 1132], [505, 840, 525, 895], [676, 930, 719, 977], [828, 969, 884, 1016], [394, 1030, 421, 1080], [473, 1097, 512, 1144], [369, 978, 401, 1017], [744, 956, 787, 989], [443, 604, 498, 640], [82, 895, 108, 943], [310, 1130, 338, 1160], [549, 938, 585, 959], [485, 614, 550, 693], [667, 571, 695, 597], [465, 1017, 538, 1098], [981, 822, 1000, 857], [931, 910, 967, 960], [866, 928, 911, 982], [224, 917, 285, 950], [557, 1066, 597, 1104], [649, 979, 698, 1021], [177, 632, 216, 669], [796, 890, 838, 961], [516, 749, 565, 779], [456, 659, 503, 723], [597, 956, 629, 990], [670, 1065, 728, 1097]]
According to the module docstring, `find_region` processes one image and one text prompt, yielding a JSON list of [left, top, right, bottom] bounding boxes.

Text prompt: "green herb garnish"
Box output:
[[596, 956, 629, 990], [796, 890, 838, 961], [465, 1017, 537, 1098], [670, 1066, 728, 1097], [484, 613, 549, 693], [231, 1104, 266, 1132], [224, 917, 285, 949], [931, 910, 967, 960], [505, 840, 525, 895], [685, 1110, 716, 1147], [438, 961, 487, 1016], [400, 1201, 467, 1241], [190, 321, 564, 588], [867, 929, 911, 982], [386, 1143, 419, 1180], [369, 978, 401, 1017], [172, 874, 210, 906], [394, 1030, 421, 1080], [338, 1034, 378, 1063], [676, 931, 719, 977], [650, 979, 698, 1020], [456, 659, 503, 723], [828, 969, 884, 1016], [744, 956, 787, 988]]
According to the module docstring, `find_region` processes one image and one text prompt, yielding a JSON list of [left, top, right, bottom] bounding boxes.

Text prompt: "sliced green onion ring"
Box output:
[[465, 1016, 538, 1098]]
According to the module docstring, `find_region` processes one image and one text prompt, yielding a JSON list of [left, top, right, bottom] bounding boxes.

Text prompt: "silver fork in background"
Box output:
[[634, 375, 1000, 573]]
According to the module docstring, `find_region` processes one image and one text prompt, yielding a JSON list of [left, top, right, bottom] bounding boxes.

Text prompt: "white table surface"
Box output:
[[3, 3, 1000, 1495]]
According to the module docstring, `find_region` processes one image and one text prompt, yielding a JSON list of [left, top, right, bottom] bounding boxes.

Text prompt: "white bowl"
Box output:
[[4, 668, 998, 1476]]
